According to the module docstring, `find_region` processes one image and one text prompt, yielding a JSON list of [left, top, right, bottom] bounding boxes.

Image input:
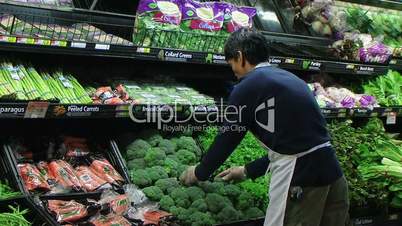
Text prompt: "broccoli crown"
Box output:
[[126, 139, 151, 160], [237, 192, 255, 210], [130, 169, 152, 188], [177, 208, 193, 225], [169, 206, 185, 216], [243, 207, 265, 219], [144, 147, 166, 167], [205, 193, 230, 213], [158, 139, 177, 154], [189, 211, 215, 226], [146, 166, 168, 182], [176, 136, 202, 158], [176, 136, 196, 150], [143, 186, 164, 201], [147, 134, 163, 147], [199, 181, 225, 194], [170, 188, 191, 208], [155, 178, 179, 194], [127, 158, 146, 171], [217, 206, 240, 223], [189, 199, 208, 212], [221, 184, 242, 198], [175, 149, 196, 165], [186, 186, 206, 202], [163, 157, 180, 177], [159, 195, 175, 211]]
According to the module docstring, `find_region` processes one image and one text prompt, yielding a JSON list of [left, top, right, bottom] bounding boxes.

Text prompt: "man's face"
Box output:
[[227, 58, 246, 79]]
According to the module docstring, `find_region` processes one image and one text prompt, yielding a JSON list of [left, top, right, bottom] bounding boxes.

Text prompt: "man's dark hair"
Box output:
[[224, 28, 270, 65]]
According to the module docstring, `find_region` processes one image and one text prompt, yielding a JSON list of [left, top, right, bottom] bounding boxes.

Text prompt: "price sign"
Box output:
[[95, 44, 110, 50], [137, 47, 151, 53], [386, 112, 396, 125], [24, 102, 49, 118], [71, 42, 87, 48]]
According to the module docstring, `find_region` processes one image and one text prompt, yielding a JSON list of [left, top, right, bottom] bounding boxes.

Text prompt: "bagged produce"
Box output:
[[63, 136, 90, 157], [99, 190, 130, 215], [18, 163, 50, 191], [137, 0, 182, 26], [217, 2, 256, 33], [181, 0, 224, 32], [89, 214, 131, 226], [48, 160, 82, 191], [75, 166, 111, 192], [90, 158, 124, 186], [47, 200, 88, 223], [359, 42, 392, 63]]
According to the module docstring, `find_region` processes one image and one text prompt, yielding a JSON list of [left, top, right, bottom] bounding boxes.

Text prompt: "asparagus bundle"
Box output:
[[17, 66, 41, 100], [68, 75, 92, 104], [25, 67, 55, 101], [0, 66, 16, 100], [2, 63, 28, 100]]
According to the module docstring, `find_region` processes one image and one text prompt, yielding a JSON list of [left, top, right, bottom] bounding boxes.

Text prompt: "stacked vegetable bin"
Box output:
[[0, 0, 400, 225]]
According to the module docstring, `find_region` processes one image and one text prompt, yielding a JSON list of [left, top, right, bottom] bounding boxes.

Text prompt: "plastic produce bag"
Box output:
[[47, 200, 88, 223], [217, 2, 256, 33], [89, 214, 132, 226], [124, 184, 148, 205], [75, 166, 111, 192], [99, 190, 130, 215], [359, 42, 392, 63], [136, 0, 182, 26], [18, 163, 50, 191], [90, 158, 124, 186], [48, 160, 82, 191], [181, 0, 224, 32], [62, 136, 90, 157]]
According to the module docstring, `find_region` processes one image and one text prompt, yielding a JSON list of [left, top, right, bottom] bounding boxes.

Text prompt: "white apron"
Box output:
[[251, 62, 331, 226], [262, 141, 331, 226]]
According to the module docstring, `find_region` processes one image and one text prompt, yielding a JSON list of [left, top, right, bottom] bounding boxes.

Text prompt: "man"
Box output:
[[180, 28, 349, 226]]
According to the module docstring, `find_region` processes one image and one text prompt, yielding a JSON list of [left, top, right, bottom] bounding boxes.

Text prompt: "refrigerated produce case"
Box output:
[[0, 0, 400, 225]]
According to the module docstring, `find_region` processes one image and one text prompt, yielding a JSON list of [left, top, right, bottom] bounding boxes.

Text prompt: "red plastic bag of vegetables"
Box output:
[[90, 158, 124, 186], [48, 160, 82, 191], [18, 163, 50, 192], [90, 214, 131, 226], [75, 166, 111, 192], [47, 200, 88, 223]]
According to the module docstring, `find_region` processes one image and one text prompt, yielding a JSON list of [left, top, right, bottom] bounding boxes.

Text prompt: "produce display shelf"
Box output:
[[0, 102, 401, 120], [0, 35, 394, 76], [389, 58, 402, 72], [337, 0, 402, 11]]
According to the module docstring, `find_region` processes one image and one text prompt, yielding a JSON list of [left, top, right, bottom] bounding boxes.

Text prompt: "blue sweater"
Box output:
[[195, 66, 343, 186]]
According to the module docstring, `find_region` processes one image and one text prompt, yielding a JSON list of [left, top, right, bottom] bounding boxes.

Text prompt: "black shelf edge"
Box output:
[[389, 58, 402, 72], [0, 102, 401, 121]]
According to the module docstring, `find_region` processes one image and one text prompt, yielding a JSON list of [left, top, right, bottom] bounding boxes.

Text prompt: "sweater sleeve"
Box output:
[[195, 84, 253, 181], [245, 155, 270, 179]]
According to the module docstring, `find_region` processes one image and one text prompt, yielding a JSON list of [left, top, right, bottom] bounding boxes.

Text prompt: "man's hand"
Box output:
[[217, 166, 247, 182], [180, 166, 198, 186]]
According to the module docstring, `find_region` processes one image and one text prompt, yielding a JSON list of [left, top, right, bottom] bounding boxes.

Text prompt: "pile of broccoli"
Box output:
[[124, 130, 265, 226]]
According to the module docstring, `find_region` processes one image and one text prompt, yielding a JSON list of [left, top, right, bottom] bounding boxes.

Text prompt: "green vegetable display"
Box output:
[[0, 181, 21, 200], [328, 119, 395, 208], [0, 62, 92, 103], [0, 206, 30, 226], [363, 70, 402, 106], [121, 81, 215, 106], [345, 6, 402, 55], [198, 127, 269, 210], [123, 129, 265, 225]]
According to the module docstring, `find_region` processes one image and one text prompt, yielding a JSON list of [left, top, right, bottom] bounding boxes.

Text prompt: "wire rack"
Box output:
[[0, 9, 134, 46], [0, 0, 74, 9]]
